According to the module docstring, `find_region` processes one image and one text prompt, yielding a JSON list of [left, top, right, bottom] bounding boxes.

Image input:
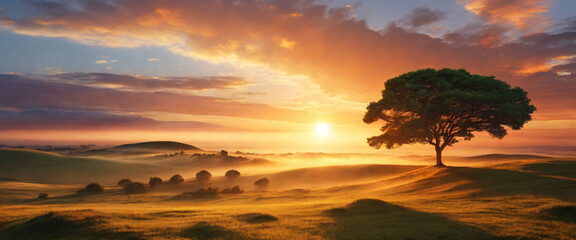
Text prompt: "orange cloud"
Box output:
[[0, 0, 575, 122], [459, 0, 551, 33]]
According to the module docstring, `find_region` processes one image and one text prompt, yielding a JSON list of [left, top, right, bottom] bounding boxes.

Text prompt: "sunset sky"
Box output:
[[0, 0, 575, 154]]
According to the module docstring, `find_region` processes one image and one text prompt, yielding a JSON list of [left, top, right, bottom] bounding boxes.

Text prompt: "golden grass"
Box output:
[[1, 155, 575, 239]]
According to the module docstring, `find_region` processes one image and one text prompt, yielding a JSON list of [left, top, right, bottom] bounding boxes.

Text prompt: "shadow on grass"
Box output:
[[446, 167, 576, 202], [18, 191, 125, 206], [179, 222, 255, 240], [522, 160, 576, 179], [324, 199, 529, 240], [236, 213, 278, 224], [0, 210, 143, 240], [538, 205, 576, 223], [392, 166, 576, 202]]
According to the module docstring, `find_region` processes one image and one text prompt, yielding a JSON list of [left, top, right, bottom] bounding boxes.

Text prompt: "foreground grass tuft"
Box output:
[[324, 198, 502, 240], [179, 221, 252, 240], [0, 210, 142, 240]]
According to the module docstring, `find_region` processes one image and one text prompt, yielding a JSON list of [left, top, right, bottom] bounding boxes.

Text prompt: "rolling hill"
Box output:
[[70, 141, 202, 156], [111, 141, 201, 151], [264, 164, 422, 188], [0, 148, 172, 184]]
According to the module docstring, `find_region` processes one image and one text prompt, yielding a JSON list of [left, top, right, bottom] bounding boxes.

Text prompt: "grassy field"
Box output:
[[0, 149, 575, 239]]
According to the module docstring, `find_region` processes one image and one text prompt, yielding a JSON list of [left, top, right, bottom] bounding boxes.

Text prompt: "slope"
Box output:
[[0, 149, 171, 184]]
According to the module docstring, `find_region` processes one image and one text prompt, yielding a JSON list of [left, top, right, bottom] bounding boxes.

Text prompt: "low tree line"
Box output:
[[37, 169, 270, 198]]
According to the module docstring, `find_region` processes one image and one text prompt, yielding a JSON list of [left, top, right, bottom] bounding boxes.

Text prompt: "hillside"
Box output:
[[112, 141, 201, 151], [464, 154, 551, 160], [0, 149, 171, 184], [264, 164, 422, 188], [70, 141, 202, 157], [166, 164, 424, 191], [361, 158, 576, 202]]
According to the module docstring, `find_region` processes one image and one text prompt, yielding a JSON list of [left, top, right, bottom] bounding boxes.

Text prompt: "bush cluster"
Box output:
[[65, 168, 267, 199], [117, 179, 132, 187], [221, 186, 243, 194], [190, 187, 220, 198], [124, 182, 146, 194]]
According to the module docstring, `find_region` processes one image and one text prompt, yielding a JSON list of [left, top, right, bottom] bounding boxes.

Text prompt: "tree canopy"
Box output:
[[363, 68, 536, 166]]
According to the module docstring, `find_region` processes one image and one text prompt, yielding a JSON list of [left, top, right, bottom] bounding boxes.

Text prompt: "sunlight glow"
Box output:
[[314, 122, 331, 137]]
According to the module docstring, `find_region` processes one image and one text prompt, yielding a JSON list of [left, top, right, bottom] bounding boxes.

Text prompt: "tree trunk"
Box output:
[[435, 147, 445, 167]]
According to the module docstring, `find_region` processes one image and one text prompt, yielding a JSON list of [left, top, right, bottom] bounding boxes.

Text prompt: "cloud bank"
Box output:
[[0, 74, 315, 124], [0, 109, 228, 131], [0, 0, 575, 121]]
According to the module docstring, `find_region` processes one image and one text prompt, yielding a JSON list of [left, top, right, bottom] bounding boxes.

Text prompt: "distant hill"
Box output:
[[464, 154, 550, 160], [0, 148, 171, 184], [112, 141, 201, 151], [71, 141, 202, 156]]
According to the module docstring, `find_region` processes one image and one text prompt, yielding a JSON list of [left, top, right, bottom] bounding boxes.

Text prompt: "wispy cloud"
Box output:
[[0, 74, 316, 123], [147, 58, 159, 62], [0, 109, 230, 131], [44, 72, 248, 91], [95, 60, 108, 64], [39, 67, 66, 74]]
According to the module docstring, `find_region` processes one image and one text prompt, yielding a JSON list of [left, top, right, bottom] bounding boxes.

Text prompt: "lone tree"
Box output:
[[363, 68, 535, 167]]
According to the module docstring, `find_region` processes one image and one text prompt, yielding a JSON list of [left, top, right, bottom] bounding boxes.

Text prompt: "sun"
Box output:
[[314, 122, 331, 137]]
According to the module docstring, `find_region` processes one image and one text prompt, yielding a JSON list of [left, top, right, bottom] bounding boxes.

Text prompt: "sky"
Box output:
[[0, 0, 575, 155]]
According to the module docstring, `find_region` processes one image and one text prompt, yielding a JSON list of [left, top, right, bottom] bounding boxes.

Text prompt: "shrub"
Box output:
[[220, 150, 228, 156], [38, 193, 48, 199], [225, 169, 241, 180], [84, 183, 104, 193], [179, 222, 247, 239], [221, 185, 243, 194], [196, 170, 212, 181], [117, 179, 132, 187], [188, 187, 219, 198], [253, 178, 270, 187], [169, 174, 184, 184], [149, 177, 163, 188], [123, 182, 146, 194]]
